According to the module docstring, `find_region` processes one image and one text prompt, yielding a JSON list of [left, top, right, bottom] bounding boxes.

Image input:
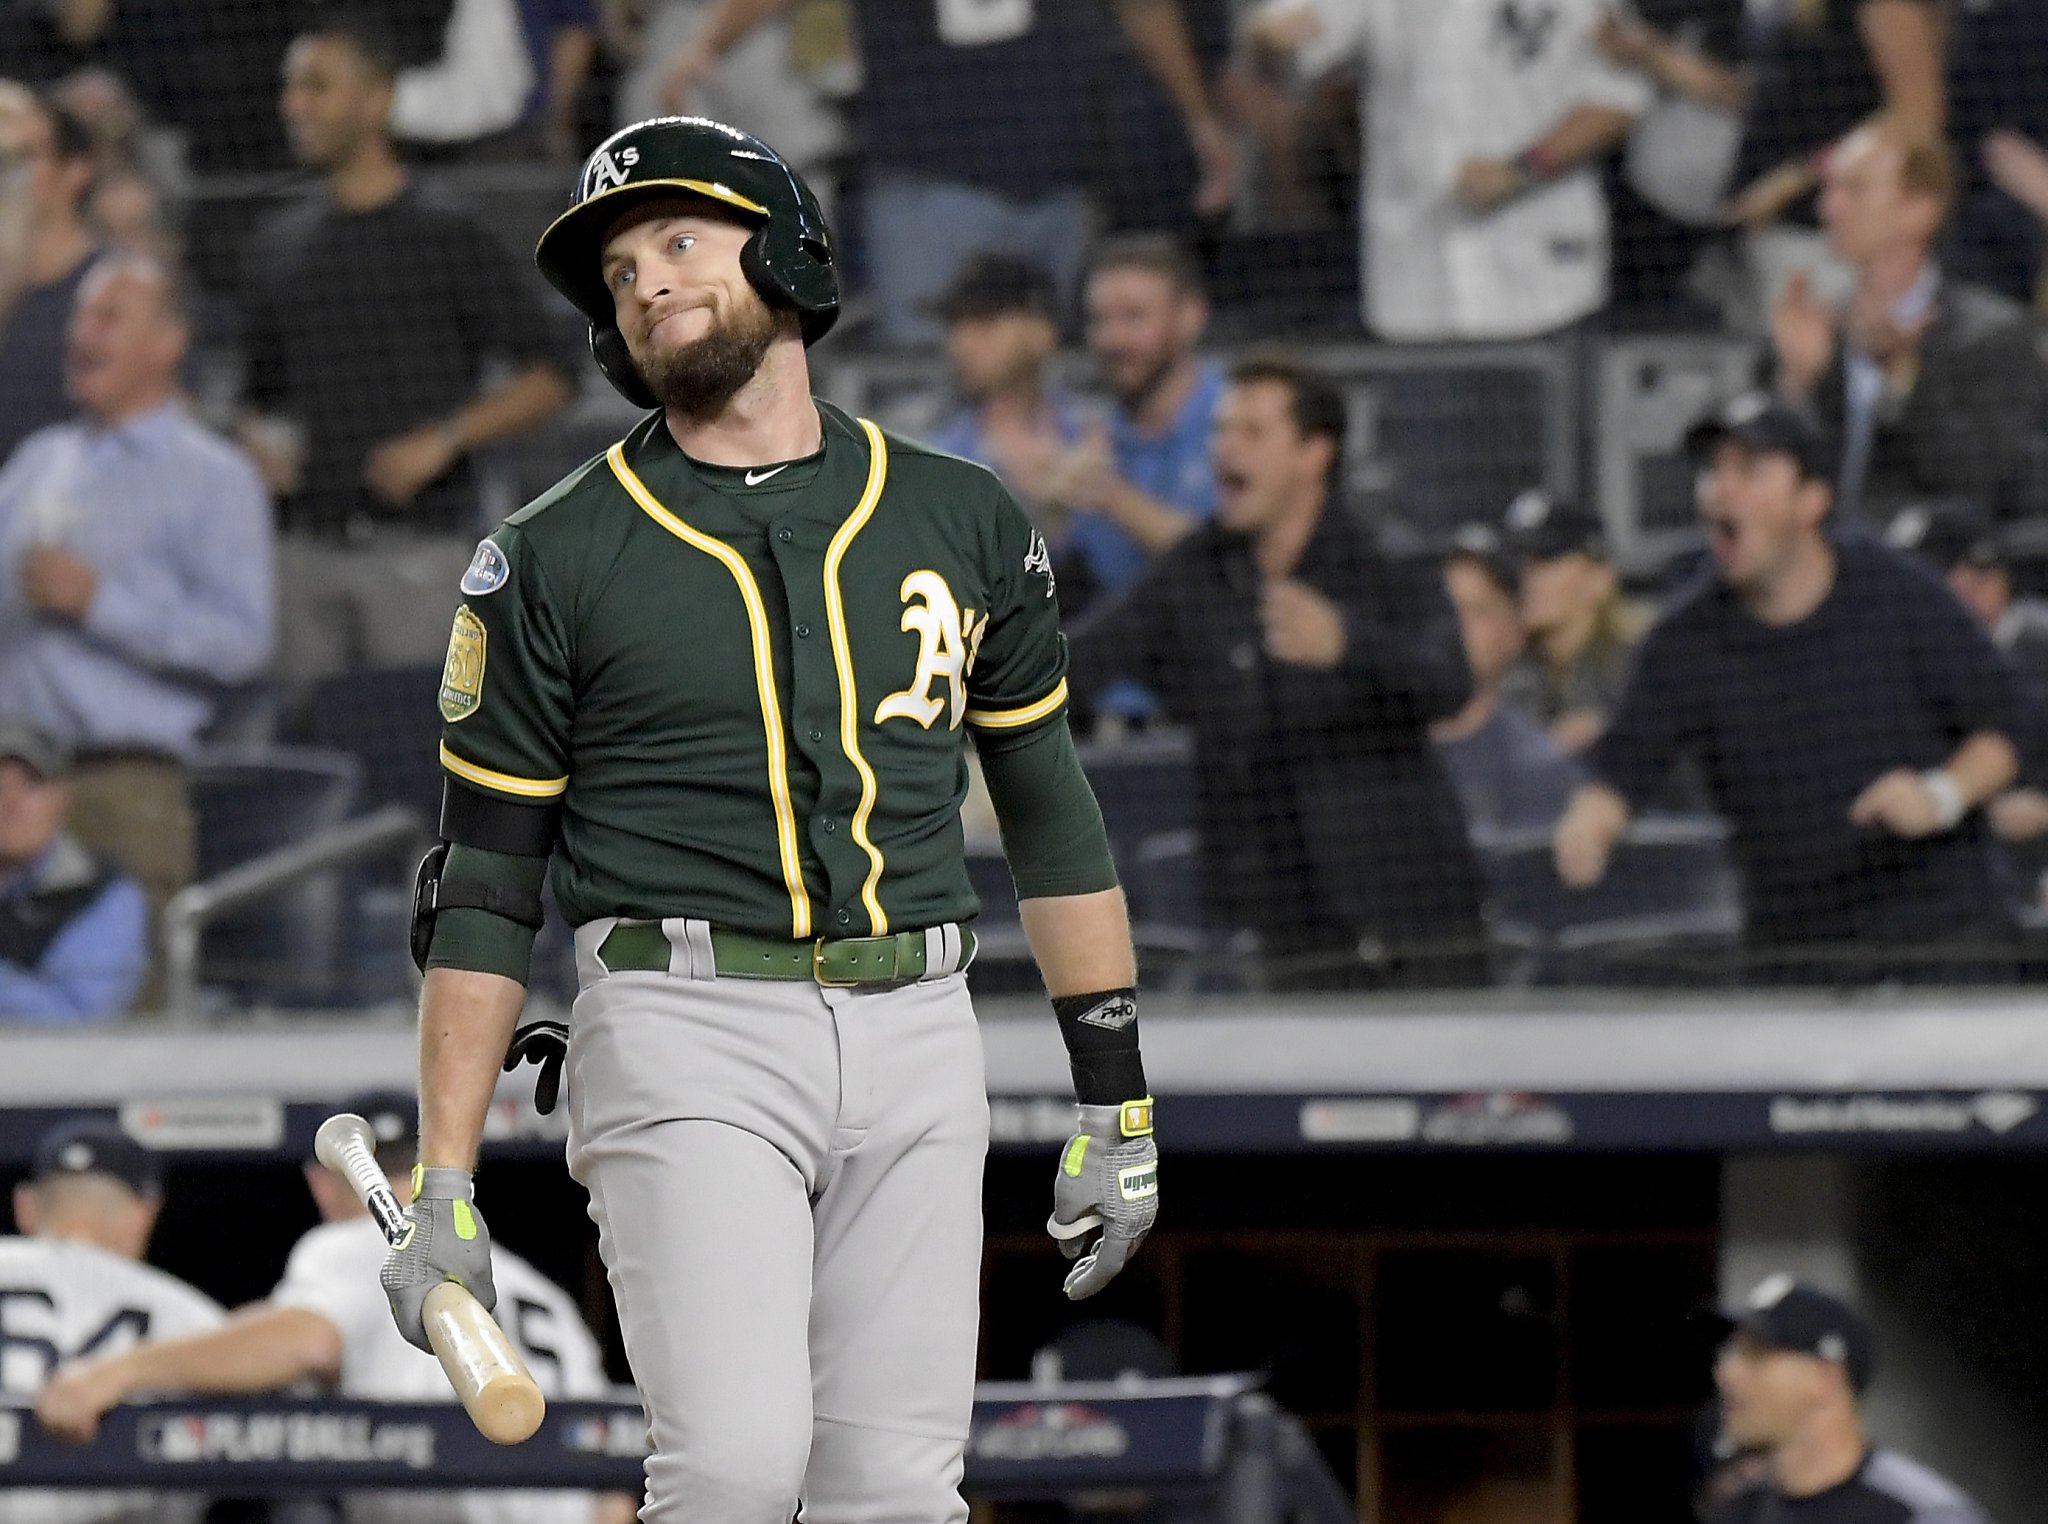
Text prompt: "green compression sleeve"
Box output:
[[425, 843, 549, 984], [976, 718, 1120, 900]]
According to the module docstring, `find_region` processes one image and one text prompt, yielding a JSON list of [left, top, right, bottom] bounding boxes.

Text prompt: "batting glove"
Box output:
[[1046, 1098, 1158, 1300], [381, 1167, 497, 1353], [504, 1018, 570, 1115]]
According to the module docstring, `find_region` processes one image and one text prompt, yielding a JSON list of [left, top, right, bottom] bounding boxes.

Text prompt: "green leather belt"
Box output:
[[598, 922, 975, 986]]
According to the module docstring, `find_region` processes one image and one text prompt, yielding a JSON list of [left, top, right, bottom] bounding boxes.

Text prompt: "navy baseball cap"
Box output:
[[339, 1090, 418, 1171], [929, 252, 1059, 323], [1886, 502, 2001, 573], [1685, 392, 1833, 482], [32, 1118, 161, 1197], [1502, 491, 1606, 561], [1444, 523, 1519, 596], [1706, 1274, 1876, 1392]]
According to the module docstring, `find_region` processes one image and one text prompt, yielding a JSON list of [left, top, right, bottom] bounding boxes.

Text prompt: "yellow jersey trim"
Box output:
[[606, 441, 812, 939], [439, 742, 569, 800], [823, 419, 892, 935], [965, 678, 1069, 731]]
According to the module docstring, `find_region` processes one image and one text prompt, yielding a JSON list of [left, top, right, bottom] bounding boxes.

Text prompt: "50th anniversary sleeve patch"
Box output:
[[439, 605, 487, 722]]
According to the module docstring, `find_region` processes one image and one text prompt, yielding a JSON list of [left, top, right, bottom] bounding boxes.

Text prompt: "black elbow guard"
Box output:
[[409, 842, 547, 975]]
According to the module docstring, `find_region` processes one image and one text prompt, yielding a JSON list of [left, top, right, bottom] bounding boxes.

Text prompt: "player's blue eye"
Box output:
[[611, 267, 634, 289], [672, 234, 695, 254]]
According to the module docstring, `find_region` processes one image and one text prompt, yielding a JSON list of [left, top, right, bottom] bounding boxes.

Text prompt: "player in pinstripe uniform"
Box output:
[[6, 1120, 222, 1524]]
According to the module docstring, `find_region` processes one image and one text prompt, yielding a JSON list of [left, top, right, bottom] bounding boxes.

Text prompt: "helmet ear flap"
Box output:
[[590, 324, 659, 410], [739, 212, 839, 344]]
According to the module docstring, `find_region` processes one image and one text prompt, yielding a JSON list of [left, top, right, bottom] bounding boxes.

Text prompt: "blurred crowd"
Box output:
[[0, 0, 2045, 1012]]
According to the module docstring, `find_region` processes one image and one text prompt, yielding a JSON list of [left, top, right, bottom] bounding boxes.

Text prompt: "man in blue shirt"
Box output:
[[1063, 234, 1225, 598], [0, 718, 147, 1021], [0, 253, 274, 924]]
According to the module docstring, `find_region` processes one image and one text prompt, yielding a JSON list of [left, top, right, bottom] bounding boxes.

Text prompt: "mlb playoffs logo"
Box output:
[[583, 145, 642, 197]]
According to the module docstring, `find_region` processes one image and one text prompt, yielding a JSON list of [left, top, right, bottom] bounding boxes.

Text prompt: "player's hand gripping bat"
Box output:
[[314, 1113, 545, 1444]]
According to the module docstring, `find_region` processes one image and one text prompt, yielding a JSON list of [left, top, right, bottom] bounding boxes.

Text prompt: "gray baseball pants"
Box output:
[[562, 918, 987, 1524]]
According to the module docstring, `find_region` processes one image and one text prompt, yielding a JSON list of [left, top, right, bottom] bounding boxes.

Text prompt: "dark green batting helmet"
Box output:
[[534, 116, 840, 406]]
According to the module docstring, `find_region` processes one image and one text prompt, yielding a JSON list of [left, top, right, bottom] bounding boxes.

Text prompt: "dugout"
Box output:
[[4, 994, 2048, 1523]]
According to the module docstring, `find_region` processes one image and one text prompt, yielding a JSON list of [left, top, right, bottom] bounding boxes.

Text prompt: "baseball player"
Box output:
[[386, 116, 1157, 1524], [1, 1119, 224, 1524], [36, 1093, 628, 1524]]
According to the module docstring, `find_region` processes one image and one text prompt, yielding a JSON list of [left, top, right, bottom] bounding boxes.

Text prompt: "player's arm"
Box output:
[[37, 1305, 344, 1444], [970, 481, 1155, 1301], [389, 526, 572, 1347]]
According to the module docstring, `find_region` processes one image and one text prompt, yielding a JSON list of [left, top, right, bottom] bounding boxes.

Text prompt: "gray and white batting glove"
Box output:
[[1047, 1098, 1158, 1300], [381, 1166, 496, 1353]]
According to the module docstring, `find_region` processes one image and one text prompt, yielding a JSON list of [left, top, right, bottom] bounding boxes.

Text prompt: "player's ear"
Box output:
[[12, 1183, 39, 1235]]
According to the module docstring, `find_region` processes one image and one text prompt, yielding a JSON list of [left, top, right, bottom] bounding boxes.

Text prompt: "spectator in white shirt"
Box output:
[[1240, 0, 1651, 340]]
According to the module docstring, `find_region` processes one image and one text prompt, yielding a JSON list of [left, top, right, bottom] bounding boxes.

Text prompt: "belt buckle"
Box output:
[[812, 937, 860, 988]]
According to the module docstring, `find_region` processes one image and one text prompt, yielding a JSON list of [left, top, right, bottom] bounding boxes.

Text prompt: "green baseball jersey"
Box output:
[[437, 400, 1069, 939]]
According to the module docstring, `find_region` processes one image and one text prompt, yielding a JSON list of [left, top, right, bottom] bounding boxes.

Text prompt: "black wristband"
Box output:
[[1053, 989, 1148, 1106]]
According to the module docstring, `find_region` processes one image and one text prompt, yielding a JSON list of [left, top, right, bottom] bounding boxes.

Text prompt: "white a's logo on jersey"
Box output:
[[874, 571, 989, 730], [582, 144, 641, 197]]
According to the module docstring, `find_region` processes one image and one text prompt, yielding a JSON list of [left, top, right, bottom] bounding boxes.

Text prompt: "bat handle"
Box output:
[[316, 1115, 412, 1247]]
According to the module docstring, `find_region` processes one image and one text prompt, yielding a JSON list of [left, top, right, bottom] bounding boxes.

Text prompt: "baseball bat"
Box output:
[[314, 1113, 546, 1445]]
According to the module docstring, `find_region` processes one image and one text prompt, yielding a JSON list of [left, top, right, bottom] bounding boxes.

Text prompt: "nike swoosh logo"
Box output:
[[744, 465, 789, 486]]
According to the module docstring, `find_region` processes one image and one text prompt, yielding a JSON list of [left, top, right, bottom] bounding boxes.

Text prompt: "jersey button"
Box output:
[[777, 527, 793, 543], [824, 819, 838, 834], [808, 727, 824, 742], [836, 909, 852, 925], [796, 623, 812, 638]]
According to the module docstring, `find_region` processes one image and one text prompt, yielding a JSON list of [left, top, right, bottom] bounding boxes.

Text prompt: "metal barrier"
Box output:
[[160, 806, 430, 1023]]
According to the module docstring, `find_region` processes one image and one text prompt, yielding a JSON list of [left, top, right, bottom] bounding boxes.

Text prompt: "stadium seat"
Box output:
[[187, 746, 365, 1008], [1475, 814, 1741, 986], [1076, 729, 1197, 881], [286, 664, 446, 822]]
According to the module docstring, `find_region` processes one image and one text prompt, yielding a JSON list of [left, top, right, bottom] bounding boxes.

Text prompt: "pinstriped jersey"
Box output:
[[0, 1234, 225, 1524], [436, 400, 1068, 937], [270, 1217, 610, 1524]]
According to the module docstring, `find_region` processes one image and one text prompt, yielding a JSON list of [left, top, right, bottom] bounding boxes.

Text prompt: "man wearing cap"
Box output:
[[1431, 526, 1585, 832], [1499, 490, 1649, 756], [925, 253, 1093, 606], [1555, 393, 2024, 983], [37, 1091, 630, 1524], [0, 716, 148, 1021], [3, 1118, 223, 1524], [1709, 1275, 1990, 1524], [1885, 503, 2048, 693]]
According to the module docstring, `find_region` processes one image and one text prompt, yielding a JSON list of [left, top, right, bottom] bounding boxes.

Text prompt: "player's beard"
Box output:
[[636, 293, 785, 418]]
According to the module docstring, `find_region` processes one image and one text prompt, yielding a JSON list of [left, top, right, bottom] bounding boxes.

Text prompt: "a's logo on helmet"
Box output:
[[583, 144, 641, 198]]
